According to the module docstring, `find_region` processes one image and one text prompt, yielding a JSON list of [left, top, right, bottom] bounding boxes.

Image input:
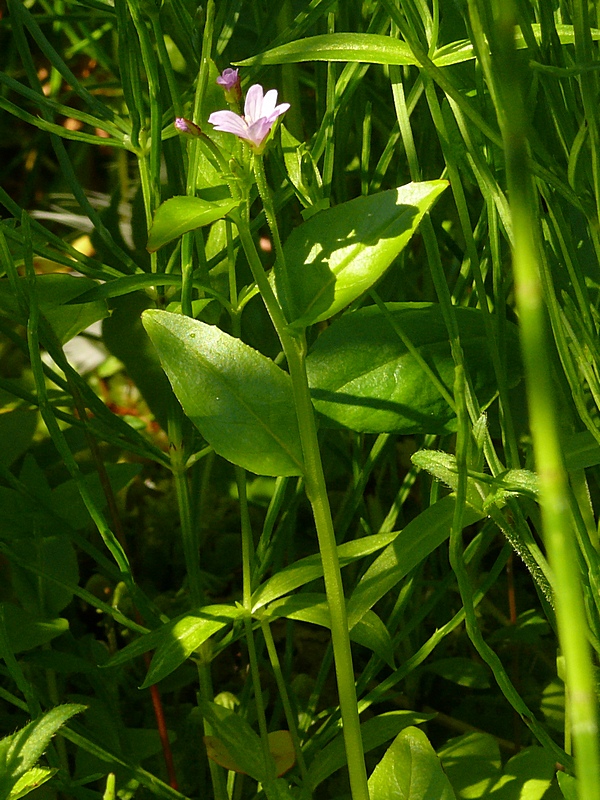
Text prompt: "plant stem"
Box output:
[[233, 211, 370, 800], [489, 2, 600, 793]]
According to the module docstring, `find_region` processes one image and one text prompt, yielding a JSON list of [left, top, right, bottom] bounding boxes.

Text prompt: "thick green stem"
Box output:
[[488, 2, 600, 792]]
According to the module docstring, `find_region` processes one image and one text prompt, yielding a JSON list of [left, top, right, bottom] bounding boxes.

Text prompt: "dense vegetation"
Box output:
[[1, 1, 600, 798]]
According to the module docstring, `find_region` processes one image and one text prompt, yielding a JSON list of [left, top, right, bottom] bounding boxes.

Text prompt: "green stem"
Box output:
[[489, 2, 600, 792], [260, 618, 309, 783], [233, 212, 369, 800]]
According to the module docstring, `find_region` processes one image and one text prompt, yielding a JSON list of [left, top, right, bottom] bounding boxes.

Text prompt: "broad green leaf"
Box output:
[[307, 303, 520, 434], [10, 535, 79, 616], [51, 462, 142, 530], [425, 658, 491, 689], [0, 603, 69, 654], [488, 748, 556, 800], [147, 196, 239, 252], [0, 704, 85, 797], [278, 183, 447, 328], [307, 711, 434, 792], [252, 529, 398, 611], [205, 730, 294, 778], [0, 274, 108, 344], [142, 310, 304, 476], [438, 732, 501, 798], [141, 605, 245, 688], [563, 430, 600, 470], [103, 293, 182, 431], [368, 727, 456, 800], [8, 766, 57, 800], [347, 496, 485, 628], [105, 605, 241, 671], [0, 409, 37, 468], [265, 593, 394, 667], [199, 701, 273, 783]]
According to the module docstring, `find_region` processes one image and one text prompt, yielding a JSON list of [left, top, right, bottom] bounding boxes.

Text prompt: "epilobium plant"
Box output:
[[1, 1, 599, 799]]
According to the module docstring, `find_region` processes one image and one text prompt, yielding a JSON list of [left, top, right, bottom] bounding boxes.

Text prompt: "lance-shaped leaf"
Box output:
[[147, 196, 239, 252], [142, 311, 304, 476], [276, 182, 447, 328]]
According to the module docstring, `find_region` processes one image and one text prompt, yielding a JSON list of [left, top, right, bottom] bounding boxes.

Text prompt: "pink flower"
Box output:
[[174, 117, 202, 136], [216, 68, 242, 103], [208, 84, 290, 153]]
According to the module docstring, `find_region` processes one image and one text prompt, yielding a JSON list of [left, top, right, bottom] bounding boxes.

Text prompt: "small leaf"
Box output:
[[0, 704, 85, 798], [278, 183, 447, 328], [265, 593, 395, 667], [142, 310, 304, 476], [105, 605, 241, 670], [147, 196, 239, 252], [199, 702, 272, 783], [252, 529, 397, 611], [368, 727, 457, 800], [8, 767, 57, 800], [141, 605, 244, 688], [307, 711, 435, 792], [205, 732, 294, 779]]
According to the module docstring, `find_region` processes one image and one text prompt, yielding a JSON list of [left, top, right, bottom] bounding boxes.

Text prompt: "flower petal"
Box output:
[[208, 110, 248, 137], [260, 89, 279, 118], [244, 84, 265, 124], [265, 102, 291, 123], [246, 117, 274, 148]]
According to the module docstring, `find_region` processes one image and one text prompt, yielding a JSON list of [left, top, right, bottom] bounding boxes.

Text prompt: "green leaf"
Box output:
[[252, 529, 398, 611], [51, 462, 142, 530], [103, 293, 182, 431], [307, 711, 434, 792], [347, 496, 486, 628], [8, 766, 57, 800], [0, 603, 69, 654], [368, 727, 456, 800], [0, 409, 38, 469], [0, 275, 108, 344], [278, 183, 447, 328], [236, 33, 418, 67], [307, 303, 520, 434], [105, 605, 241, 671], [0, 704, 85, 797], [557, 772, 578, 800], [425, 658, 491, 689], [147, 196, 239, 252], [140, 605, 245, 688], [142, 310, 304, 477], [199, 701, 273, 783], [438, 732, 501, 798], [236, 26, 600, 69], [488, 748, 556, 800], [10, 534, 79, 616], [265, 593, 394, 667]]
